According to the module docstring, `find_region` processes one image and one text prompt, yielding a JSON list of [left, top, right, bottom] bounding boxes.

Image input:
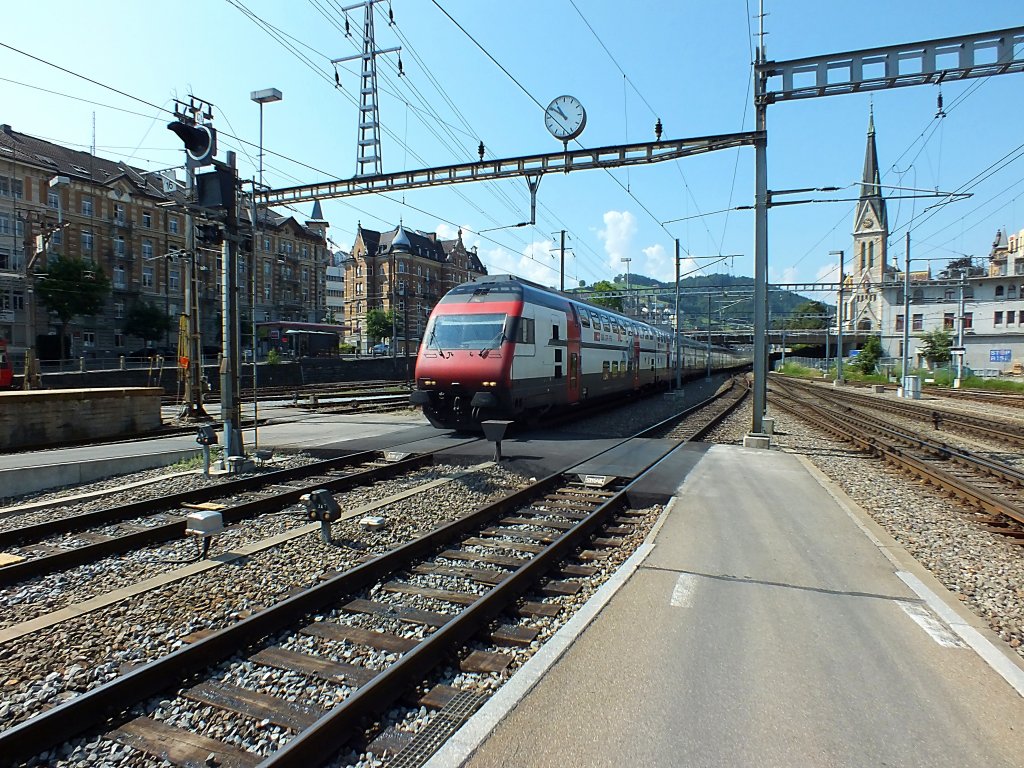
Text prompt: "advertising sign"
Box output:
[[990, 349, 1012, 363]]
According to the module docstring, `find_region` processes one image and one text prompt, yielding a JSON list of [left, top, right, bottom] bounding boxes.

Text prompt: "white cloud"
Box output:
[[770, 264, 799, 284], [478, 240, 559, 286], [597, 210, 637, 270]]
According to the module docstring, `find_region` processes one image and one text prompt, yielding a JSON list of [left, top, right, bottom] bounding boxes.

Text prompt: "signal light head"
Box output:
[[167, 121, 216, 165]]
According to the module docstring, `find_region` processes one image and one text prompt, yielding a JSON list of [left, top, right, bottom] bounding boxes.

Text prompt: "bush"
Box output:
[[267, 349, 281, 365], [339, 343, 356, 355]]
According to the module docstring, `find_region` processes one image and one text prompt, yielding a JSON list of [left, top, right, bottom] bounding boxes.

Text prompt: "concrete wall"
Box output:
[[19, 356, 415, 394], [0, 388, 164, 451]]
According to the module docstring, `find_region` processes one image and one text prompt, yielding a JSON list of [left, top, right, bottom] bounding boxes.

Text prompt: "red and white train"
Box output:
[[411, 275, 748, 429]]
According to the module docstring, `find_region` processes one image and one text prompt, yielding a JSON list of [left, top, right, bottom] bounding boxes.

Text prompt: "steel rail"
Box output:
[[0, 450, 386, 549], [770, 391, 1024, 525], [0, 386, 744, 766], [0, 454, 433, 587]]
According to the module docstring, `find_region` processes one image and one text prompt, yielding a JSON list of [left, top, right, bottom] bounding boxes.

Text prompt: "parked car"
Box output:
[[371, 343, 390, 356]]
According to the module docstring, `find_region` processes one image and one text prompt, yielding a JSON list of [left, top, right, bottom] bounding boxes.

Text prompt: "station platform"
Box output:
[[429, 443, 1024, 768]]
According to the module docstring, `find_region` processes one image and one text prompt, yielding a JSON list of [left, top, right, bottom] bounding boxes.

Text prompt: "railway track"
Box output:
[[0, 377, 742, 767], [774, 374, 1024, 448], [770, 382, 1024, 531], [0, 450, 455, 590]]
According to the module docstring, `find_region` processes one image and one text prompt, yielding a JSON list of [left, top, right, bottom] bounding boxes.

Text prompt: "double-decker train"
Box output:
[[410, 275, 751, 429]]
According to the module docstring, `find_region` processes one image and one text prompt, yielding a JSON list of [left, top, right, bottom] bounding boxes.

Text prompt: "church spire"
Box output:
[[859, 108, 886, 228]]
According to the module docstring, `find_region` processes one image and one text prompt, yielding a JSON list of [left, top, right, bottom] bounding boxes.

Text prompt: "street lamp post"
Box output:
[[901, 232, 912, 396], [250, 88, 282, 454]]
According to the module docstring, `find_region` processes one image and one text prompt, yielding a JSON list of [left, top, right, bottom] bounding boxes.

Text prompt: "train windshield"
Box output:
[[427, 313, 507, 351]]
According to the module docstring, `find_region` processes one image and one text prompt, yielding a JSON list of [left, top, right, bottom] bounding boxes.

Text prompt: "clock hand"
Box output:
[[555, 105, 567, 119]]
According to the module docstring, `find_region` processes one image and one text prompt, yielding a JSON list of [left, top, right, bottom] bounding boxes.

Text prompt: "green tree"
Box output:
[[124, 301, 173, 344], [35, 256, 110, 345], [856, 335, 883, 374], [918, 328, 952, 366], [366, 308, 402, 341], [784, 300, 829, 330], [589, 280, 623, 311]]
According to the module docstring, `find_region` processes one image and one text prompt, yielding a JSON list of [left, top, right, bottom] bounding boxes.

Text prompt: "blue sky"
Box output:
[[2, 1, 1022, 298]]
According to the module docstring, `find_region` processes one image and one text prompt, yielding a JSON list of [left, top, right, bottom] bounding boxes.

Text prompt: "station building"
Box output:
[[840, 114, 1024, 377]]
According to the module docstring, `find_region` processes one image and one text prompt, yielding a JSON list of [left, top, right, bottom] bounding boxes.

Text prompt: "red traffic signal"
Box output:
[[167, 121, 217, 165]]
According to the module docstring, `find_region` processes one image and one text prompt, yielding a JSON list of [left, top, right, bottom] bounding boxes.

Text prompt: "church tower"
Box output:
[[852, 108, 889, 285]]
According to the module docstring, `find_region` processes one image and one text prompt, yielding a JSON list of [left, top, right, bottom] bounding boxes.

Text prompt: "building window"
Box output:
[[142, 266, 154, 288], [142, 211, 152, 228], [264, 286, 272, 300], [283, 241, 293, 255], [114, 265, 126, 288], [356, 265, 362, 277], [142, 240, 153, 260], [115, 237, 126, 257], [356, 283, 363, 294], [13, 291, 23, 310], [169, 268, 180, 291], [944, 289, 954, 301], [81, 196, 93, 216], [996, 285, 1005, 298], [83, 331, 95, 347], [52, 229, 62, 246], [301, 245, 309, 258], [867, 241, 874, 268], [114, 204, 126, 224], [1010, 285, 1018, 299], [964, 312, 973, 329], [168, 216, 179, 235], [943, 313, 954, 330], [263, 236, 271, 252], [114, 332, 125, 348], [115, 301, 125, 319], [48, 191, 59, 209], [994, 311, 1004, 326], [911, 314, 923, 331], [1009, 310, 1017, 325], [81, 230, 93, 252]]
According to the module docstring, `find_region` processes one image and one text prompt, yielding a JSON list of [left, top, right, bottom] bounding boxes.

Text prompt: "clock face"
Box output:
[[544, 95, 587, 141]]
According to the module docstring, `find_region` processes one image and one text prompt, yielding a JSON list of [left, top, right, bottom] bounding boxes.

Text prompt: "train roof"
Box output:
[[445, 275, 669, 334]]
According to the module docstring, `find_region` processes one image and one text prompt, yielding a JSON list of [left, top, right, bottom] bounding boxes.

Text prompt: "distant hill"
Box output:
[[575, 272, 826, 332]]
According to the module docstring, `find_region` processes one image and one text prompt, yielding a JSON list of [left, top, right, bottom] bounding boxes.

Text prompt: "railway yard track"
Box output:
[[770, 375, 1024, 538], [0, 379, 748, 767]]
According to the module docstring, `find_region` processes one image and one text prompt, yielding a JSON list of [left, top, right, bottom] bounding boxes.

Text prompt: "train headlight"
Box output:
[[481, 381, 497, 387]]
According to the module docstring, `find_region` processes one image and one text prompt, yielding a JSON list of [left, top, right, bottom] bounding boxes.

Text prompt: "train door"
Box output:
[[0, 340, 10, 389], [632, 331, 641, 390], [567, 305, 581, 403]]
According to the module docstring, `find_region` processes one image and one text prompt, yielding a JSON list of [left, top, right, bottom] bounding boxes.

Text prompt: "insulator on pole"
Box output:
[[478, 141, 485, 162], [397, 54, 404, 76], [655, 118, 663, 140]]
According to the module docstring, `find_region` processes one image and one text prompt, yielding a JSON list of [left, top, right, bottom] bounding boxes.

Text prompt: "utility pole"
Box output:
[[220, 151, 243, 460], [750, 0, 769, 436], [331, 0, 401, 177], [621, 257, 631, 316], [674, 239, 682, 389], [955, 267, 966, 387], [706, 292, 712, 379], [830, 250, 844, 383], [559, 230, 566, 292], [901, 231, 911, 396]]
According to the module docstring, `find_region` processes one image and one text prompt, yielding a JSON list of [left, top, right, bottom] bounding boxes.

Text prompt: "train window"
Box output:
[[602, 316, 611, 332], [578, 308, 591, 327], [427, 313, 509, 350], [518, 317, 535, 344], [554, 348, 563, 363], [612, 361, 619, 375], [602, 360, 610, 380], [552, 324, 560, 341]]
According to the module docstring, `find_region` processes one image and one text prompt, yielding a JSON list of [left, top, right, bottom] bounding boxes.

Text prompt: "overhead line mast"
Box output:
[[331, 0, 401, 177]]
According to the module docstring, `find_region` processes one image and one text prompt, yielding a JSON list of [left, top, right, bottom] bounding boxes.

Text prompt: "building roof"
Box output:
[[0, 124, 184, 203]]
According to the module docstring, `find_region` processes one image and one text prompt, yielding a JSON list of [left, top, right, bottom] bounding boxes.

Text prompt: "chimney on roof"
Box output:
[[1, 125, 12, 135]]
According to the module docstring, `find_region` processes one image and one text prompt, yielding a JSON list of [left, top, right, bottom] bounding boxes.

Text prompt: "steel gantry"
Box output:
[[256, 132, 760, 207], [746, 24, 1024, 437]]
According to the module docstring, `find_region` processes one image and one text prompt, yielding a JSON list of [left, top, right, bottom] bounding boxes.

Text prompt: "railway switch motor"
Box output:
[[185, 509, 223, 559], [301, 489, 341, 543]]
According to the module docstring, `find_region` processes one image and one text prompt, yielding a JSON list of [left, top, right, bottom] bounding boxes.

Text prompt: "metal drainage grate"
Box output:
[[387, 690, 487, 768]]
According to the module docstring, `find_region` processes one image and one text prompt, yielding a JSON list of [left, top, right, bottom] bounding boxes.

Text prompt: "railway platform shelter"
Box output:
[[431, 444, 1024, 768]]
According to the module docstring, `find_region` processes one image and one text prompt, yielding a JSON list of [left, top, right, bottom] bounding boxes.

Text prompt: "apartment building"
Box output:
[[342, 224, 486, 354]]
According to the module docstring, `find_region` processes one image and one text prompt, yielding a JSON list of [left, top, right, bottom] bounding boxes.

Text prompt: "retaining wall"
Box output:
[[0, 387, 164, 451]]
